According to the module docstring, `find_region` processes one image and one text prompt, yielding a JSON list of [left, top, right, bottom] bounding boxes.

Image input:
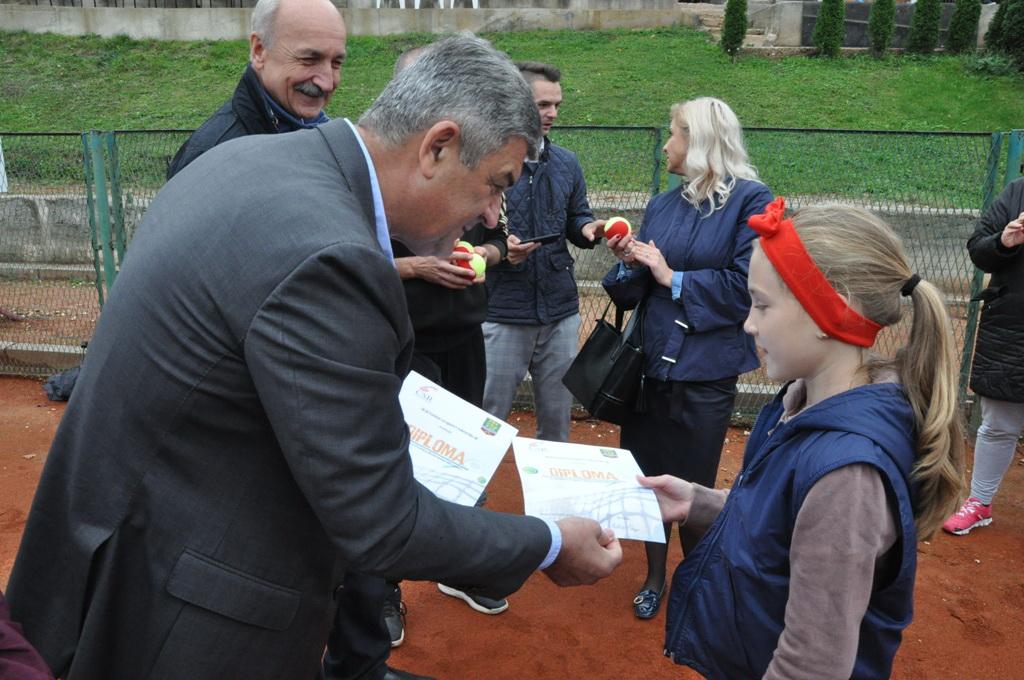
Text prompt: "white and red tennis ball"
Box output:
[[604, 217, 631, 240], [453, 243, 474, 271]]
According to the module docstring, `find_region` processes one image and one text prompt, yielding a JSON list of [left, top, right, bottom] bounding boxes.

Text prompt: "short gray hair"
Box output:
[[251, 0, 281, 49], [359, 34, 541, 168]]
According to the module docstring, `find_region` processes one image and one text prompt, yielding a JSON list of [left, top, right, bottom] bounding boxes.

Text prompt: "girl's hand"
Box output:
[[638, 474, 695, 523], [1001, 212, 1024, 249], [630, 240, 673, 287]]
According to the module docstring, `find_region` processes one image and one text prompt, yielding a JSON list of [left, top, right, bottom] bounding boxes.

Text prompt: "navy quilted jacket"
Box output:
[[485, 139, 596, 325], [166, 66, 277, 180], [968, 178, 1024, 402]]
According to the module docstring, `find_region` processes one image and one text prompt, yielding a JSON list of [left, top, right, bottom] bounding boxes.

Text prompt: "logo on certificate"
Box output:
[[599, 448, 618, 458], [415, 385, 438, 402], [480, 417, 501, 436]]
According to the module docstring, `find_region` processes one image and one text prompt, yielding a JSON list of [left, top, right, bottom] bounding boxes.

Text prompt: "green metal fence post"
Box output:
[[89, 131, 117, 296], [82, 132, 106, 309], [105, 132, 128, 264], [1004, 129, 1023, 185]]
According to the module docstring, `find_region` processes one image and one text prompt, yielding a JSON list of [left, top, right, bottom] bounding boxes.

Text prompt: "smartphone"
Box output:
[[518, 232, 561, 245]]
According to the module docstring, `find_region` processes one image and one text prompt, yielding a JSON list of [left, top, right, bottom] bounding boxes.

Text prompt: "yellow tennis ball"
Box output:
[[470, 253, 487, 277]]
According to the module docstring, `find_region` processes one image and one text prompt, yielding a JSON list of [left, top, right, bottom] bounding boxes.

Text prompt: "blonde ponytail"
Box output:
[[897, 280, 966, 539]]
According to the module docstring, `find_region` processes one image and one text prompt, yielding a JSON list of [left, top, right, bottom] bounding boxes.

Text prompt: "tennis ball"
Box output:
[[470, 253, 486, 277], [457, 240, 474, 251], [604, 217, 631, 240], [452, 244, 474, 270]]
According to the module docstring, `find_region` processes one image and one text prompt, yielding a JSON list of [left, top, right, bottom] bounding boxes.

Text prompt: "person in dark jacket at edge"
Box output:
[[941, 177, 1024, 536], [168, 2, 428, 679]]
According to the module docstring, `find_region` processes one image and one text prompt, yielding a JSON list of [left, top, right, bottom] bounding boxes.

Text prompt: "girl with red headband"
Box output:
[[640, 200, 965, 679]]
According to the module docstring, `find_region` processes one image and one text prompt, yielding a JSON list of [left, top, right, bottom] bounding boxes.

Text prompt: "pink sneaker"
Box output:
[[942, 497, 993, 535]]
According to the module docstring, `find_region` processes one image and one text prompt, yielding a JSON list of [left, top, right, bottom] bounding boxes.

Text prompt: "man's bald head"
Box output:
[[249, 0, 347, 120]]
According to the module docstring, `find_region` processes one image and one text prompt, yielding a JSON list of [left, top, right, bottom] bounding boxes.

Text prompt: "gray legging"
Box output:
[[970, 396, 1024, 505]]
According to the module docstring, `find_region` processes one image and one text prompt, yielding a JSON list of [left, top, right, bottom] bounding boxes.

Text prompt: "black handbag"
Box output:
[[562, 298, 646, 425]]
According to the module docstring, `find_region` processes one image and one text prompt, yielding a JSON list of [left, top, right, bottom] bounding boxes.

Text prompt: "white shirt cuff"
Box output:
[[538, 519, 562, 570]]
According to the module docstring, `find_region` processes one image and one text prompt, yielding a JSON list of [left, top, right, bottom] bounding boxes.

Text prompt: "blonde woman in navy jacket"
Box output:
[[602, 97, 772, 619]]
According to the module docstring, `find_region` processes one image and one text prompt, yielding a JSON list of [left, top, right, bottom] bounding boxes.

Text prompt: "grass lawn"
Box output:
[[1, 27, 1022, 133]]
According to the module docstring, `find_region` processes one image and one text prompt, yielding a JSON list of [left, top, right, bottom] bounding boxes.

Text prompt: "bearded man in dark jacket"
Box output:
[[482, 61, 606, 449]]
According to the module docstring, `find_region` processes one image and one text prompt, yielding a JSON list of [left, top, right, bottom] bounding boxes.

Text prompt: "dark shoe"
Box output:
[[437, 583, 509, 615], [381, 667, 436, 680], [383, 585, 406, 647], [633, 584, 666, 619]]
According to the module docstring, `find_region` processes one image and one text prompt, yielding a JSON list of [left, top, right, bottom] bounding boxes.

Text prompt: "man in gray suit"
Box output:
[[6, 35, 621, 679]]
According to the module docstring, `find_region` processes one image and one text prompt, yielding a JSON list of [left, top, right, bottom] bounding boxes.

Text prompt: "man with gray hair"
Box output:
[[166, 0, 346, 179], [168, 2, 421, 678], [7, 34, 621, 680]]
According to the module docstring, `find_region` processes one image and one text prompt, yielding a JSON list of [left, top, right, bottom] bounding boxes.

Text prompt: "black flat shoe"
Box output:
[[633, 584, 666, 619]]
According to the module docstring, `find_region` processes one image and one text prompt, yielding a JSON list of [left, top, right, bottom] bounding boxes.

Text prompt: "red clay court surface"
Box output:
[[2, 376, 1023, 679]]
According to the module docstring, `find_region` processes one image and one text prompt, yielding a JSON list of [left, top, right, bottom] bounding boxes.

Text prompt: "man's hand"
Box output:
[[542, 517, 622, 586], [395, 254, 477, 289], [637, 474, 695, 523], [581, 220, 604, 242], [506, 234, 541, 266], [1001, 211, 1024, 249]]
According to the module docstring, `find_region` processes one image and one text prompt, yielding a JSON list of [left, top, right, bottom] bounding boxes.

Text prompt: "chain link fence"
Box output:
[[0, 126, 1014, 424], [0, 132, 94, 375]]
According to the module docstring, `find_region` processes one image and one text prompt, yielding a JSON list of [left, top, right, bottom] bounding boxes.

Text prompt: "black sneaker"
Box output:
[[436, 583, 509, 615], [383, 584, 406, 647]]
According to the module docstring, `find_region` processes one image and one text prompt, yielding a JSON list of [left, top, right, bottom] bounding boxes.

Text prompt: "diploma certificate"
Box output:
[[399, 371, 517, 507], [513, 437, 665, 543]]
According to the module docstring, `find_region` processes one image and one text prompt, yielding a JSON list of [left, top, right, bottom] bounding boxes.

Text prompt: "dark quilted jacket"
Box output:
[[968, 178, 1024, 402], [166, 65, 277, 180], [485, 139, 596, 324]]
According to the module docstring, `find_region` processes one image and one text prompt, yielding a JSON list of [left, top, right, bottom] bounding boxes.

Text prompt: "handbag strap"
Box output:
[[619, 298, 645, 348]]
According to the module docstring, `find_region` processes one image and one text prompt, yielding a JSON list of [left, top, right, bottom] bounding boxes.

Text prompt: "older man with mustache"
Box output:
[[166, 0, 346, 179]]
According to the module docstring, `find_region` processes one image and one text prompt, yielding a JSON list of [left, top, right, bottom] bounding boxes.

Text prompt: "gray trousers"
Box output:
[[970, 396, 1024, 505], [482, 314, 580, 443]]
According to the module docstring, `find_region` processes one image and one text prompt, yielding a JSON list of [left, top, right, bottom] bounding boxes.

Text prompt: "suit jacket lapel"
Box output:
[[316, 119, 378, 237]]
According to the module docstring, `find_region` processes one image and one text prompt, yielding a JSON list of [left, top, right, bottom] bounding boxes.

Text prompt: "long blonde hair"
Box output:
[[790, 205, 966, 540], [672, 97, 759, 212]]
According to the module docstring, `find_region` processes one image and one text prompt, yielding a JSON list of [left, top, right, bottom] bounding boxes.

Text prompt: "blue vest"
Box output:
[[664, 382, 919, 679]]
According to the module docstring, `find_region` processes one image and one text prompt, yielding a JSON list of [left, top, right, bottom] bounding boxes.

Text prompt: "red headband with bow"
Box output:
[[747, 198, 882, 348]]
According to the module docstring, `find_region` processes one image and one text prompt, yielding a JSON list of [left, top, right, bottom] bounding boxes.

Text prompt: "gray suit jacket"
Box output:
[[7, 120, 550, 679]]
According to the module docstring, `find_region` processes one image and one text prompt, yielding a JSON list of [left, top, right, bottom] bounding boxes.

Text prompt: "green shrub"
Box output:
[[985, 0, 1008, 50], [813, 0, 845, 58], [907, 0, 942, 54], [868, 0, 897, 57], [1000, 0, 1024, 68], [962, 50, 1017, 76], [721, 0, 748, 58], [947, 0, 982, 54]]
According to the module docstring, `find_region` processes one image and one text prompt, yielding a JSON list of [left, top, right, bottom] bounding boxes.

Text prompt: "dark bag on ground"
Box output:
[[562, 299, 646, 425], [43, 365, 80, 402]]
